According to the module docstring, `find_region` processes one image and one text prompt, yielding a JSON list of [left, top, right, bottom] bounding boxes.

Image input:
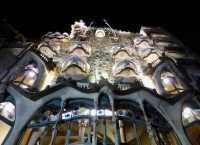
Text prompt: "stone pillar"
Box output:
[[111, 102, 120, 145], [78, 119, 88, 142], [92, 102, 98, 145], [118, 120, 126, 143], [136, 98, 157, 145]]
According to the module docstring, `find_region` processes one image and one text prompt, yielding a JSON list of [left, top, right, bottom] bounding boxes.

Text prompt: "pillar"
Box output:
[[118, 120, 126, 143], [78, 119, 88, 142]]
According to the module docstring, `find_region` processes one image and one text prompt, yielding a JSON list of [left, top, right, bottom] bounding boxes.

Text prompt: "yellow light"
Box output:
[[91, 109, 96, 116], [141, 76, 155, 89]]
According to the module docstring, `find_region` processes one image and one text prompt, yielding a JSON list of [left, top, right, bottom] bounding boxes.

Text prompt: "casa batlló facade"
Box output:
[[1, 19, 200, 145]]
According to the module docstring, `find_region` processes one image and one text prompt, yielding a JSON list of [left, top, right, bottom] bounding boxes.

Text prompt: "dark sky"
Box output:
[[1, 1, 200, 55]]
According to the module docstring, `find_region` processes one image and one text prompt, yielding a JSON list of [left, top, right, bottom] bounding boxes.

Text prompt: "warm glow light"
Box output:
[[183, 108, 191, 114], [28, 80, 34, 84], [3, 103, 15, 113], [184, 114, 189, 118], [21, 85, 28, 88], [141, 76, 155, 89], [91, 109, 96, 116], [28, 71, 35, 77], [105, 110, 112, 116], [84, 110, 90, 115], [163, 78, 170, 83], [183, 108, 192, 118]]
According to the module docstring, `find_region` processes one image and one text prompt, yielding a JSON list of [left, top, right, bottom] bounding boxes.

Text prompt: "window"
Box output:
[[13, 62, 38, 89], [182, 108, 200, 145], [0, 102, 15, 144], [0, 102, 15, 121], [110, 37, 119, 44], [161, 68, 184, 94], [77, 35, 90, 42]]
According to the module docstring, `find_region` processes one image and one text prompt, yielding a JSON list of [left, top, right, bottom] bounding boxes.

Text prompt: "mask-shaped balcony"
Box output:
[[61, 55, 90, 76], [112, 59, 138, 77], [69, 42, 91, 57], [133, 35, 153, 45], [111, 44, 132, 57], [37, 40, 60, 58]]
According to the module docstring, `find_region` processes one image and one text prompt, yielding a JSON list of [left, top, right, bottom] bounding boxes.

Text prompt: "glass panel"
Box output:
[[0, 120, 11, 144], [69, 120, 79, 144], [13, 63, 38, 88], [185, 122, 200, 145], [190, 108, 200, 120], [123, 121, 138, 145], [154, 128, 178, 145], [72, 106, 90, 116], [161, 69, 184, 94], [97, 118, 114, 144], [182, 108, 196, 126], [144, 103, 171, 127], [44, 123, 69, 145], [162, 78, 175, 91], [116, 102, 145, 122], [13, 72, 25, 85], [136, 124, 152, 145], [20, 127, 45, 145], [30, 104, 61, 124], [23, 72, 37, 86], [0, 102, 15, 121]]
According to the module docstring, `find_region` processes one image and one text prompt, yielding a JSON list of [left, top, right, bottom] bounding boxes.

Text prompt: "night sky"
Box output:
[[0, 1, 200, 55]]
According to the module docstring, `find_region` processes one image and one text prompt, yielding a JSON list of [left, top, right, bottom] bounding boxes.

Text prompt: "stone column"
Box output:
[[78, 119, 88, 142], [111, 102, 120, 145], [136, 98, 157, 145], [118, 120, 126, 143]]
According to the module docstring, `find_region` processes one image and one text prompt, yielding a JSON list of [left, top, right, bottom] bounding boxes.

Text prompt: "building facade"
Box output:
[[0, 19, 200, 145]]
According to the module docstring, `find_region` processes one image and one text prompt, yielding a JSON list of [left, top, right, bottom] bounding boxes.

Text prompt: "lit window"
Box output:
[[182, 108, 196, 126], [110, 37, 119, 44], [0, 102, 15, 121], [13, 62, 38, 89], [77, 35, 90, 42], [161, 69, 184, 94]]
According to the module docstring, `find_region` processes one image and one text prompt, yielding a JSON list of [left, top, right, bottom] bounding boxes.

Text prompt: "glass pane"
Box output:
[[170, 91, 179, 95], [136, 124, 152, 145], [185, 122, 200, 145], [116, 102, 145, 122], [173, 78, 184, 89], [190, 108, 200, 120], [72, 106, 90, 116], [13, 72, 25, 85], [155, 128, 178, 145], [97, 118, 114, 144], [20, 127, 45, 145], [0, 120, 11, 144], [182, 108, 196, 126], [69, 120, 79, 144], [0, 102, 15, 121], [23, 72, 37, 86], [123, 121, 138, 145], [145, 102, 171, 127], [162, 79, 175, 91], [31, 104, 61, 124], [44, 123, 69, 145]]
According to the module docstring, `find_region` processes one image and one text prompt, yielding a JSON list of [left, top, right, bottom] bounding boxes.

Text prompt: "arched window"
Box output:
[[13, 61, 38, 89], [161, 68, 184, 94], [182, 107, 200, 144], [0, 102, 15, 144], [18, 99, 62, 145], [0, 102, 15, 121], [114, 100, 179, 145]]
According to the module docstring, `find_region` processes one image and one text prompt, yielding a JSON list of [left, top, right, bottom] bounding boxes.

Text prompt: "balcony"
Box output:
[[69, 41, 91, 55], [62, 55, 90, 73], [112, 59, 138, 75]]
